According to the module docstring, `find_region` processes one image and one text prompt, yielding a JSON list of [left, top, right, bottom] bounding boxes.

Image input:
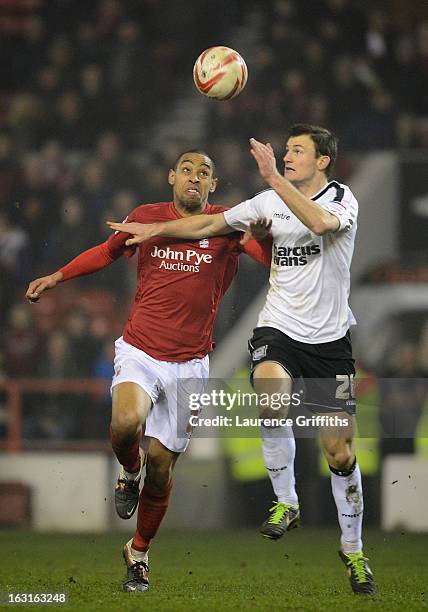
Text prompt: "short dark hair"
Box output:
[[287, 124, 338, 178], [173, 149, 216, 178]]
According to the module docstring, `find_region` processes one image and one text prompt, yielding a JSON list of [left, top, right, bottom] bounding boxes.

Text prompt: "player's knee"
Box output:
[[253, 363, 292, 414], [325, 445, 354, 470], [111, 406, 140, 438]]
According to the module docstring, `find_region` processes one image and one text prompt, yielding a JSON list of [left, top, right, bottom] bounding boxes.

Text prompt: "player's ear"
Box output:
[[209, 178, 218, 193], [317, 156, 330, 172], [168, 169, 176, 185]]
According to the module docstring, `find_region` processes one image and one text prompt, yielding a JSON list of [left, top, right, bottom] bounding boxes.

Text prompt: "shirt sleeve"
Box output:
[[321, 189, 358, 234], [223, 194, 266, 231], [105, 209, 140, 258], [59, 242, 120, 280], [59, 208, 142, 280], [240, 236, 272, 267]]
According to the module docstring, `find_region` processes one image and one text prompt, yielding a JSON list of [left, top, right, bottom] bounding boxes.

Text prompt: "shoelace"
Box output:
[[267, 501, 291, 525], [347, 553, 370, 583], [117, 478, 139, 488], [130, 561, 149, 582]]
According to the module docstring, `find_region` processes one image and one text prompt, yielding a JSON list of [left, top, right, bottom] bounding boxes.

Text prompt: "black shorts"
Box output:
[[248, 326, 356, 415]]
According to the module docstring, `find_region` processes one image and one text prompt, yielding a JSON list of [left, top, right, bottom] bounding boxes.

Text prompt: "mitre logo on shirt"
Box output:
[[273, 243, 321, 266], [150, 244, 212, 272], [199, 239, 209, 248]]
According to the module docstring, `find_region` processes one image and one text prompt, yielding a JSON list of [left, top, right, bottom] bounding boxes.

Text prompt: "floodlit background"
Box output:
[[0, 0, 427, 540]]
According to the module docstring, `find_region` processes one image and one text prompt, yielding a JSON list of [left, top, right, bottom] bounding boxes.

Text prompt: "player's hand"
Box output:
[[240, 218, 272, 246], [26, 273, 62, 303], [106, 221, 157, 246], [249, 138, 280, 182]]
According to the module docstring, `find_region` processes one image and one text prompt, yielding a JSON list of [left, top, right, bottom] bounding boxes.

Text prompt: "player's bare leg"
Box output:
[[111, 382, 152, 519], [320, 417, 376, 594], [123, 438, 180, 592], [253, 362, 299, 539]]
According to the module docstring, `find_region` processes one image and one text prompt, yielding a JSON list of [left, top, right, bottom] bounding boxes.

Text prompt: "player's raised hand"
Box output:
[[106, 221, 156, 246], [249, 138, 279, 182], [240, 217, 272, 246], [25, 272, 62, 303]]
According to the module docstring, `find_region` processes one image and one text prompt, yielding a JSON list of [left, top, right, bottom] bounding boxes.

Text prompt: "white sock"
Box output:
[[330, 460, 363, 553], [261, 424, 298, 506], [123, 468, 140, 480], [131, 545, 149, 564], [122, 448, 144, 480]]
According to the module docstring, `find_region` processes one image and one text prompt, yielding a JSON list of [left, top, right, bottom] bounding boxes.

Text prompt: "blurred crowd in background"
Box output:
[[0, 0, 427, 440]]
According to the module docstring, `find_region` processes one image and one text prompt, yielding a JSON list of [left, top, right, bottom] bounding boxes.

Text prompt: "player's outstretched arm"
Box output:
[[26, 272, 63, 302], [249, 138, 339, 235], [107, 212, 232, 246], [25, 240, 125, 303]]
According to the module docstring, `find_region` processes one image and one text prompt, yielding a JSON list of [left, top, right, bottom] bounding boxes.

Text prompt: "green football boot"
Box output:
[[339, 550, 376, 595], [260, 501, 300, 540]]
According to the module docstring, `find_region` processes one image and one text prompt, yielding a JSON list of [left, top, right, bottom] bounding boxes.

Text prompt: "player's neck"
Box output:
[[173, 201, 207, 217], [293, 175, 329, 198]]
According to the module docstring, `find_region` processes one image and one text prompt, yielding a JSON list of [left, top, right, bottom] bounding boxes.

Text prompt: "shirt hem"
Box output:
[[256, 321, 351, 345], [122, 332, 210, 363]]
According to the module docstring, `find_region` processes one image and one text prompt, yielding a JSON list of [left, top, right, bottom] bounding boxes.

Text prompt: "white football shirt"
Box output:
[[224, 181, 358, 344]]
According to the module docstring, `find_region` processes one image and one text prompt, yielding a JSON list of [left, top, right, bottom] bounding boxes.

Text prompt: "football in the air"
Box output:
[[193, 46, 248, 100]]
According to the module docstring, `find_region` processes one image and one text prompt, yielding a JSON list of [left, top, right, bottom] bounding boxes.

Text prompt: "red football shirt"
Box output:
[[60, 201, 272, 362]]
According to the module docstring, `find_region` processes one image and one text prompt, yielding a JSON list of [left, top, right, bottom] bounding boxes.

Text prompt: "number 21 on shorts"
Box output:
[[335, 374, 355, 400]]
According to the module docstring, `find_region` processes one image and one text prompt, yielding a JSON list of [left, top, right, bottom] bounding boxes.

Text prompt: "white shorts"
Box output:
[[111, 337, 209, 453]]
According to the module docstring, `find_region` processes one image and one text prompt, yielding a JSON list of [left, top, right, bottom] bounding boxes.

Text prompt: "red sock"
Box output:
[[132, 480, 173, 552], [110, 426, 142, 474]]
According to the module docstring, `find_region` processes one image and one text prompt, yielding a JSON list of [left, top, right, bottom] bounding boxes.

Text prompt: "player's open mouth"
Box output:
[[185, 188, 200, 196]]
